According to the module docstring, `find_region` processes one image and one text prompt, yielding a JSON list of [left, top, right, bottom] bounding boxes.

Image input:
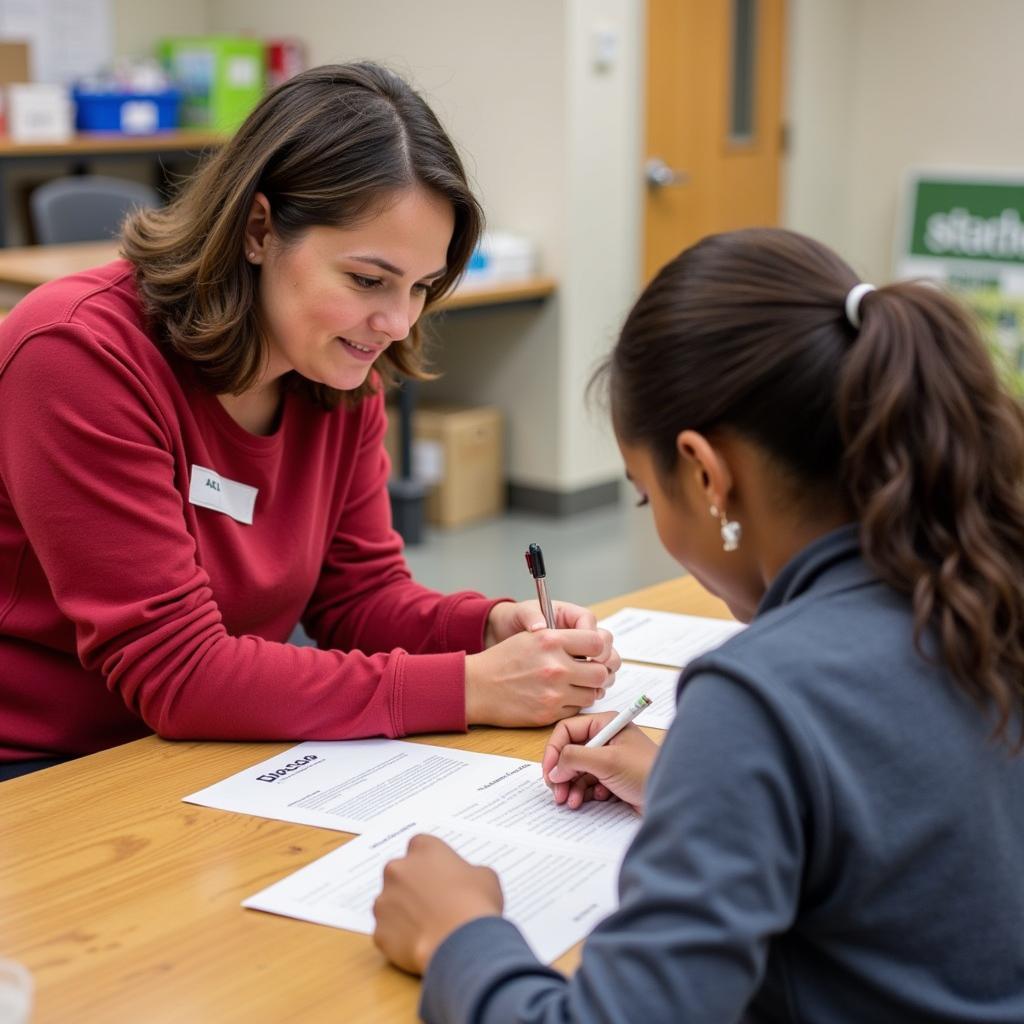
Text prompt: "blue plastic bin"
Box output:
[[73, 89, 181, 134]]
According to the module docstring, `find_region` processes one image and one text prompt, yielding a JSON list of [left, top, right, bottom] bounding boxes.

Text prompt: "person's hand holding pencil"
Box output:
[[542, 707, 659, 814]]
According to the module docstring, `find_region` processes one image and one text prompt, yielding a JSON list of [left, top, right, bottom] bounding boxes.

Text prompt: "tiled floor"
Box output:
[[403, 490, 682, 606], [291, 491, 681, 646]]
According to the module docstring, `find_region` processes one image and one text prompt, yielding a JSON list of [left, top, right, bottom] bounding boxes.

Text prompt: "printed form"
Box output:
[[243, 762, 640, 963], [583, 661, 682, 729], [598, 607, 744, 669], [185, 741, 642, 962], [183, 739, 530, 834]]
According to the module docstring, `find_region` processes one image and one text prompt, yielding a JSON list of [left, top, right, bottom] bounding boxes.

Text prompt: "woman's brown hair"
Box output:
[[598, 227, 1024, 749], [121, 62, 483, 409]]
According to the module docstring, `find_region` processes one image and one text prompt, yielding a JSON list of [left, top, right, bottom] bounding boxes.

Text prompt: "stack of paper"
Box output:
[[183, 607, 743, 961], [185, 740, 641, 963], [584, 608, 744, 729]]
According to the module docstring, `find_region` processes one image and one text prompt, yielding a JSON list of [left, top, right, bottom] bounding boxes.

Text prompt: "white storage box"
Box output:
[[464, 231, 539, 283], [7, 84, 73, 143]]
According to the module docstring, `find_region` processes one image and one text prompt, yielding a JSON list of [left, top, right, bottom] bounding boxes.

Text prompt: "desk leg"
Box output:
[[387, 379, 426, 545], [0, 160, 9, 247]]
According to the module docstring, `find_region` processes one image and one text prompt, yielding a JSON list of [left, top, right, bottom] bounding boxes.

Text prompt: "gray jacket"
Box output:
[[421, 525, 1024, 1023]]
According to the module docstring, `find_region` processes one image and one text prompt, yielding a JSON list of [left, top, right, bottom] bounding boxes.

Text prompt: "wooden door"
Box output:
[[644, 0, 786, 281]]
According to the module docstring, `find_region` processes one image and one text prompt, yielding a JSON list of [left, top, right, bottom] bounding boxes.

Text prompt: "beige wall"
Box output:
[[784, 0, 1024, 283], [559, 0, 644, 489], [209, 0, 638, 494], [107, 0, 1024, 492], [112, 0, 207, 56], [843, 0, 1024, 281], [781, 0, 856, 255]]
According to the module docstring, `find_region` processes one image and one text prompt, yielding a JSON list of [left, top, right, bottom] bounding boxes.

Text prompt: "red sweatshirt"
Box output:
[[0, 261, 500, 762]]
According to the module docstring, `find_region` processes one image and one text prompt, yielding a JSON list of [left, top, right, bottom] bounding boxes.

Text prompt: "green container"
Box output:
[[159, 36, 265, 133]]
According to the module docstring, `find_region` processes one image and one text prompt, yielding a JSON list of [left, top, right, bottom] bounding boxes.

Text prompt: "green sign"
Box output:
[[898, 172, 1024, 396], [908, 178, 1024, 265]]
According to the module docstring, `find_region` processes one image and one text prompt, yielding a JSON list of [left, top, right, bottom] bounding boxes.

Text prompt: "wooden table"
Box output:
[[0, 132, 226, 161], [0, 241, 120, 307], [0, 240, 556, 313], [0, 576, 730, 1023]]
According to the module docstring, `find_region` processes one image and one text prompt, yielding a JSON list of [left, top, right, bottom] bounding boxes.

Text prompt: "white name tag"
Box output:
[[188, 465, 258, 525]]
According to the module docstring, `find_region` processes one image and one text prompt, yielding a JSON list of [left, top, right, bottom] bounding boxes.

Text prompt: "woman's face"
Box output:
[[618, 437, 765, 622], [254, 186, 455, 392]]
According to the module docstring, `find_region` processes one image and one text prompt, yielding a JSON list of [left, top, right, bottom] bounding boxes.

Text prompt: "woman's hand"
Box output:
[[373, 834, 503, 976], [470, 600, 622, 727], [485, 599, 602, 646], [465, 627, 618, 727], [541, 713, 659, 813]]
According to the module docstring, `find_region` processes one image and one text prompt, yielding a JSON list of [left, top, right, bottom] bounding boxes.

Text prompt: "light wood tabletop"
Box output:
[[0, 575, 730, 1023], [0, 130, 226, 159], [0, 240, 556, 314], [0, 241, 121, 289]]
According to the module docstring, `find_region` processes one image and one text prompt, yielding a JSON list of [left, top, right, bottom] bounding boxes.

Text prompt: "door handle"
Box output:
[[645, 157, 690, 189]]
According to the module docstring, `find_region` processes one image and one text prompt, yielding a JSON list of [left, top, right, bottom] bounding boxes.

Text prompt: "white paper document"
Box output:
[[183, 739, 538, 834], [243, 762, 640, 963], [583, 661, 682, 729], [599, 607, 744, 669]]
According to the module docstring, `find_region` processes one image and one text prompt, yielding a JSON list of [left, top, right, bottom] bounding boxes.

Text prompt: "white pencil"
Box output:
[[585, 694, 653, 748]]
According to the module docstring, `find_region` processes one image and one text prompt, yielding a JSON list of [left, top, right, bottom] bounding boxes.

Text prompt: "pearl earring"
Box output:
[[709, 504, 742, 552], [247, 251, 257, 260]]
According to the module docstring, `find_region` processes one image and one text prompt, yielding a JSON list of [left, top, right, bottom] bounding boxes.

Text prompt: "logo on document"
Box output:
[[257, 754, 321, 783]]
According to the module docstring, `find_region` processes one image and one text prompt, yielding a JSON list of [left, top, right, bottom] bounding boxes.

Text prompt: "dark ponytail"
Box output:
[[598, 227, 1024, 749], [839, 281, 1024, 745]]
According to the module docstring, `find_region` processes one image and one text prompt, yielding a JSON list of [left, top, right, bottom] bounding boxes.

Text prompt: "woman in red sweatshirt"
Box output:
[[0, 63, 618, 779]]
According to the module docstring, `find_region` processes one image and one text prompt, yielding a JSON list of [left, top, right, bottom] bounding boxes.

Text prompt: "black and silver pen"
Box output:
[[524, 542, 557, 629]]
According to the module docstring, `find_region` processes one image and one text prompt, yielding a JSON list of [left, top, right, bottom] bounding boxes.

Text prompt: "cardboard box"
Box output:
[[0, 41, 29, 88], [0, 40, 31, 137], [159, 36, 265, 132], [386, 404, 505, 528]]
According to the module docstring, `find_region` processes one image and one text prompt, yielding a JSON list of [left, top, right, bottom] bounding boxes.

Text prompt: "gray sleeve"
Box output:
[[419, 671, 810, 1024]]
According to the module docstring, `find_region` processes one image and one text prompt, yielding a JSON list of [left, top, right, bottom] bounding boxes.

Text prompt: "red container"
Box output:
[[266, 40, 305, 89]]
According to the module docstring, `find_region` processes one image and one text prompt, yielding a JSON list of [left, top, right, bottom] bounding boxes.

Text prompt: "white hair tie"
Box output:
[[844, 282, 876, 329]]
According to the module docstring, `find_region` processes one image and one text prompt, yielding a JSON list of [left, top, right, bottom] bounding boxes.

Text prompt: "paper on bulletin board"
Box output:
[[0, 0, 112, 85], [953, 286, 1024, 396]]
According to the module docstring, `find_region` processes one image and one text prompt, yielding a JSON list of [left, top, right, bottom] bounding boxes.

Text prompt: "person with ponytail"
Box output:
[[372, 227, 1024, 1023], [0, 63, 618, 780]]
